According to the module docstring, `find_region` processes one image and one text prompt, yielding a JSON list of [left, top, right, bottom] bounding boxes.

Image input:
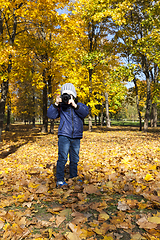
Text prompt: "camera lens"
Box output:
[[61, 93, 71, 103], [63, 96, 68, 101]]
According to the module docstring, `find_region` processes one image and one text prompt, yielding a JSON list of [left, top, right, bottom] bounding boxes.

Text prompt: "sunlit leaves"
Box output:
[[0, 125, 160, 239]]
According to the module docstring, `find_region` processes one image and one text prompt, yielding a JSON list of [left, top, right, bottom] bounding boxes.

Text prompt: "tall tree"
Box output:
[[0, 0, 68, 140], [107, 0, 160, 131], [0, 1, 27, 141], [58, 0, 119, 131]]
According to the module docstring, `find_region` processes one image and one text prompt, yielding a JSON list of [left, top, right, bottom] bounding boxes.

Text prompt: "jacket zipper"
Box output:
[[71, 107, 74, 137]]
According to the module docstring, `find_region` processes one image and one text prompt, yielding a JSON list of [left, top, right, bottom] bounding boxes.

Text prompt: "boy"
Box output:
[[47, 83, 89, 187]]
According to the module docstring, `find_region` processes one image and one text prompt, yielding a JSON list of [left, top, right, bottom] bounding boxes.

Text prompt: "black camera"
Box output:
[[61, 93, 71, 104]]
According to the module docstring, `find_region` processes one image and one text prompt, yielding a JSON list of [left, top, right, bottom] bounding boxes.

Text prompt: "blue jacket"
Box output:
[[47, 102, 89, 138]]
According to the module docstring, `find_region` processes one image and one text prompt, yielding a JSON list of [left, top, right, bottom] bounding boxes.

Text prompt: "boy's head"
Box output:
[[61, 83, 77, 98]]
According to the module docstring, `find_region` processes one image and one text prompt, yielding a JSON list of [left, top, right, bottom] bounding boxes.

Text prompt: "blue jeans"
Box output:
[[56, 136, 80, 182]]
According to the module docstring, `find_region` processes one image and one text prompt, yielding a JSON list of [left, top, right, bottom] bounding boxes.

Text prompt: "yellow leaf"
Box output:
[[48, 228, 53, 238], [148, 216, 160, 224], [34, 238, 45, 240], [28, 182, 40, 188], [144, 174, 154, 181], [148, 164, 157, 170], [103, 236, 114, 240], [3, 222, 10, 231], [94, 224, 107, 236], [0, 181, 4, 186], [98, 211, 110, 221], [13, 194, 25, 199]]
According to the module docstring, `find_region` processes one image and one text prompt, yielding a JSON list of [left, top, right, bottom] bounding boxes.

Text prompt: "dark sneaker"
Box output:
[[77, 179, 82, 183], [56, 181, 68, 188]]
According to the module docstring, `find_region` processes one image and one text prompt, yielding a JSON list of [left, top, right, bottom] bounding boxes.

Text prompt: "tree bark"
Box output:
[[88, 68, 93, 131], [150, 64, 158, 128], [88, 107, 92, 131], [32, 91, 36, 128], [143, 74, 151, 131], [0, 80, 9, 141], [150, 103, 157, 128], [133, 78, 142, 131], [5, 103, 11, 131], [105, 92, 111, 128], [48, 74, 54, 134], [101, 103, 104, 127], [94, 115, 97, 126], [41, 71, 48, 133]]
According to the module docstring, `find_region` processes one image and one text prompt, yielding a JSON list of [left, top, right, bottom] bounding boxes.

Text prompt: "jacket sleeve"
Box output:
[[75, 103, 89, 119], [47, 104, 60, 119]]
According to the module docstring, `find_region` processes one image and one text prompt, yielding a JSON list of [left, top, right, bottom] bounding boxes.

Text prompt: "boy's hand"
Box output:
[[55, 95, 62, 106], [68, 95, 77, 108]]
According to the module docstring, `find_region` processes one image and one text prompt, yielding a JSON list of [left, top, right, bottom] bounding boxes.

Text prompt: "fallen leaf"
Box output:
[[83, 184, 100, 194], [98, 211, 110, 221], [28, 182, 40, 188], [103, 236, 114, 240], [55, 216, 66, 227], [49, 216, 56, 222], [130, 232, 146, 240], [136, 217, 157, 229], [59, 208, 72, 217], [0, 221, 4, 229], [65, 232, 81, 240], [35, 184, 48, 194], [22, 202, 32, 208], [117, 200, 131, 211], [148, 216, 160, 224], [144, 174, 154, 181]]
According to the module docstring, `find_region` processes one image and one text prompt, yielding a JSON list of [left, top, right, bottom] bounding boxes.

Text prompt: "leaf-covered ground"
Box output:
[[0, 124, 160, 240]]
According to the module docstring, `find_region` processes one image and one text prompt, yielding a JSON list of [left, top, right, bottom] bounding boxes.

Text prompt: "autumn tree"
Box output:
[[108, 0, 160, 131], [0, 1, 26, 141], [0, 0, 69, 140], [57, 0, 121, 131]]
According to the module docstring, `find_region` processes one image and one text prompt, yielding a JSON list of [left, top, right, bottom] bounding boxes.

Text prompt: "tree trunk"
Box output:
[[98, 113, 101, 125], [41, 71, 48, 133], [32, 116, 35, 128], [150, 64, 158, 128], [105, 92, 111, 128], [88, 107, 92, 131], [101, 104, 104, 127], [0, 80, 9, 141], [48, 74, 54, 134], [133, 78, 142, 131], [49, 120, 54, 134], [0, 7, 17, 139], [32, 91, 36, 128], [144, 75, 151, 131], [94, 115, 97, 126], [5, 103, 11, 131], [150, 103, 157, 127], [88, 68, 93, 131]]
